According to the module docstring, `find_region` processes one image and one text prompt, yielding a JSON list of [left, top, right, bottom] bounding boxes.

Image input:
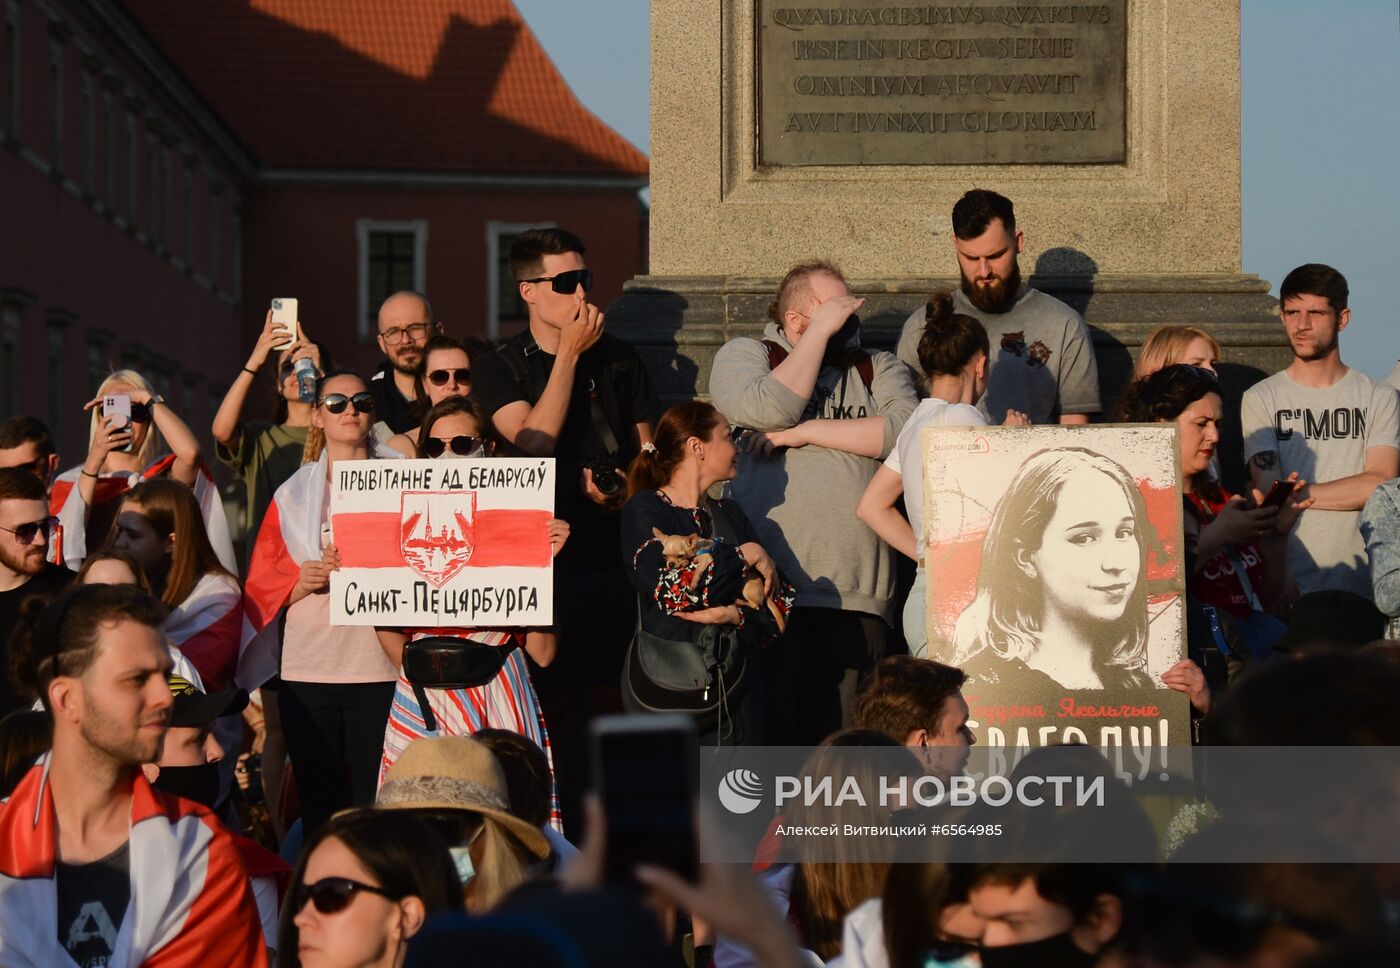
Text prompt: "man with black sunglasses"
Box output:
[[372, 290, 444, 435], [0, 467, 72, 716], [470, 227, 657, 837]]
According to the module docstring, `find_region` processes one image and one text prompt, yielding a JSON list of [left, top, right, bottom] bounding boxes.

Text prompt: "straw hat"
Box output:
[[376, 735, 551, 860]]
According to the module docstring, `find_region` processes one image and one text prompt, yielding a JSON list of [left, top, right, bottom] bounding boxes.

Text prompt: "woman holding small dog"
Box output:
[[621, 401, 795, 745]]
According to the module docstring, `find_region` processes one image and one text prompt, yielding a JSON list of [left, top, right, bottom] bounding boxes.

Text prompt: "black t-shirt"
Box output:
[[0, 562, 73, 714], [471, 330, 658, 573], [57, 840, 131, 968], [369, 361, 420, 434]]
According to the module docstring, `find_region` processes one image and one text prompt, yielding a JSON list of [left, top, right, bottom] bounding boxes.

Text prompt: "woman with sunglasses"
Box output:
[[245, 370, 404, 833], [280, 810, 463, 968], [213, 308, 329, 570], [375, 397, 564, 820], [1120, 364, 1311, 706], [51, 369, 235, 572], [384, 334, 475, 457]]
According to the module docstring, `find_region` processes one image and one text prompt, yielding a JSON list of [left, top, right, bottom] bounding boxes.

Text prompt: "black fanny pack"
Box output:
[[402, 635, 516, 732]]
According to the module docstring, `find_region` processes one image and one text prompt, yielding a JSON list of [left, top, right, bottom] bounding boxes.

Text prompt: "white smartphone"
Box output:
[[270, 297, 299, 350], [102, 394, 133, 452]]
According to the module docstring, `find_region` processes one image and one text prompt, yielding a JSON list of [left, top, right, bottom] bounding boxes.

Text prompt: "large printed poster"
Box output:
[[328, 458, 555, 626], [922, 425, 1190, 758]]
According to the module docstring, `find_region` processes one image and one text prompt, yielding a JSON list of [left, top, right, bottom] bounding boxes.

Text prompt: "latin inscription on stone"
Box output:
[[758, 2, 1127, 165]]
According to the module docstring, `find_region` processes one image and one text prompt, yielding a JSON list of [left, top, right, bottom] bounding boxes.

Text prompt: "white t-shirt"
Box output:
[[1241, 367, 1400, 597], [1384, 361, 1400, 393], [883, 397, 988, 556]]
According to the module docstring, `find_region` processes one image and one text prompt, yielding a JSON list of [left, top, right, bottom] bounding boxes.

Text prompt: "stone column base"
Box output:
[[607, 271, 1286, 490]]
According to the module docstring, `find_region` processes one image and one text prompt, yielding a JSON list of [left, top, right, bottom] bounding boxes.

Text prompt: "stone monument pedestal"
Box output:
[[608, 0, 1286, 482]]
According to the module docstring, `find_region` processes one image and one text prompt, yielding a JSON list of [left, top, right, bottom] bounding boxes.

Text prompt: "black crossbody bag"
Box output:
[[402, 636, 517, 732], [622, 499, 748, 728]]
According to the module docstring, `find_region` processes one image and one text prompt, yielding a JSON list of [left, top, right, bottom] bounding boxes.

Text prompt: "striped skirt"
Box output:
[[379, 646, 561, 830]]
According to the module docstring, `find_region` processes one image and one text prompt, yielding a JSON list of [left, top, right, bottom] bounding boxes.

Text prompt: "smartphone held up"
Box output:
[[101, 394, 134, 453], [270, 297, 299, 350], [591, 714, 699, 886]]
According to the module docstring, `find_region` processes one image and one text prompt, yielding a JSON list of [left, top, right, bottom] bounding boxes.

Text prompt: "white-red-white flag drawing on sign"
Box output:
[[329, 458, 555, 626]]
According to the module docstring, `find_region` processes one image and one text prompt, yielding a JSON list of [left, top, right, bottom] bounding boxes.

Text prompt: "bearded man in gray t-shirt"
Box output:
[[1241, 263, 1400, 600], [896, 189, 1101, 425]]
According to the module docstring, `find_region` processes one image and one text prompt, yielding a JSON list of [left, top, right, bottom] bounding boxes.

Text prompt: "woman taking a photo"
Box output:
[[280, 810, 463, 968], [212, 309, 328, 569], [375, 397, 565, 822], [857, 290, 1026, 657], [384, 335, 475, 457], [620, 401, 793, 745], [51, 369, 235, 572], [1120, 364, 1308, 701], [243, 370, 402, 832]]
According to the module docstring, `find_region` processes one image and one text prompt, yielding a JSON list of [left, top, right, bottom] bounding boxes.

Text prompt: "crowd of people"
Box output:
[[1, 192, 1399, 967]]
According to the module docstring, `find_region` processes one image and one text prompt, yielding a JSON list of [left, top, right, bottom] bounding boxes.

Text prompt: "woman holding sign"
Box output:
[[1121, 363, 1310, 702], [375, 396, 566, 828], [243, 369, 403, 833]]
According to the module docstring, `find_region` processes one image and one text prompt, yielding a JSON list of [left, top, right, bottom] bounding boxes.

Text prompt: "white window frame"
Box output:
[[484, 220, 553, 340], [356, 218, 428, 342]]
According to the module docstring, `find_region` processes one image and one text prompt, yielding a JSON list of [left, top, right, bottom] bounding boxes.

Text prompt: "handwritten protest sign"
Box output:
[[921, 425, 1189, 770], [328, 458, 555, 627]]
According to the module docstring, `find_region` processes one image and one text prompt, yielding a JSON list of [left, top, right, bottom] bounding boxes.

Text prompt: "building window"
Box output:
[[86, 328, 113, 393], [124, 110, 137, 218], [209, 188, 221, 288], [144, 132, 157, 238], [47, 316, 68, 451], [182, 165, 194, 265], [2, 3, 18, 138], [80, 69, 94, 191], [486, 221, 552, 339], [101, 90, 114, 203], [1, 305, 19, 419], [48, 40, 63, 171], [232, 208, 242, 302], [355, 219, 428, 341], [159, 145, 171, 246]]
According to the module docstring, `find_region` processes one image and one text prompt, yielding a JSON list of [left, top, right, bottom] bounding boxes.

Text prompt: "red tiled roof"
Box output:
[[118, 0, 648, 177]]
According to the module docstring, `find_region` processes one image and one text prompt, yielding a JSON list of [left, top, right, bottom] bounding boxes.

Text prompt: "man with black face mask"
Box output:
[[895, 189, 1101, 426], [144, 675, 287, 961], [710, 260, 917, 743], [966, 863, 1124, 968]]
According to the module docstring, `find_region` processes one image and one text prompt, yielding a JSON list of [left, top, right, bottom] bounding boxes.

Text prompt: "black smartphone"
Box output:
[[1260, 480, 1292, 509], [591, 713, 698, 885]]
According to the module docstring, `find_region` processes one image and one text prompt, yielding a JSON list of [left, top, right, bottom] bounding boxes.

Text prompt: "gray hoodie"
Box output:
[[709, 322, 917, 620]]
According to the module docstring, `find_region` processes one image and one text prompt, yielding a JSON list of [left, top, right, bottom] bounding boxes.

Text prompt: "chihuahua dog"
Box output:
[[652, 528, 786, 632]]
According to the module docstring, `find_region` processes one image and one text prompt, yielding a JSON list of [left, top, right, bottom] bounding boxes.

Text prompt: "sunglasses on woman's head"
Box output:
[[294, 877, 400, 915], [426, 368, 471, 387], [319, 392, 377, 415], [128, 402, 152, 423], [423, 435, 487, 458], [519, 268, 593, 294]]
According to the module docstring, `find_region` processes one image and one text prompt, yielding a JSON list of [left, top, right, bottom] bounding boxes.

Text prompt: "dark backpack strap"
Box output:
[[497, 335, 540, 401], [584, 373, 623, 457], [761, 339, 873, 393]]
